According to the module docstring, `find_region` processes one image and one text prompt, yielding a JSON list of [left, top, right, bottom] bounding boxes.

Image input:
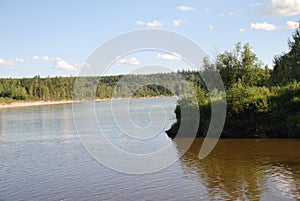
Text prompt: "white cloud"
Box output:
[[117, 57, 140, 65], [156, 52, 182, 61], [264, 0, 300, 16], [250, 22, 277, 31], [16, 57, 24, 63], [136, 20, 163, 28], [32, 55, 78, 71], [173, 19, 183, 26], [239, 28, 245, 32], [33, 56, 50, 61], [177, 6, 196, 11], [287, 21, 299, 29], [54, 58, 77, 71], [136, 20, 145, 26], [0, 58, 13, 66], [147, 20, 163, 27], [208, 25, 214, 31]]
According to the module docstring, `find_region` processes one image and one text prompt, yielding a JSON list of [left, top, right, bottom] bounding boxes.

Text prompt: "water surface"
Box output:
[[0, 97, 300, 200]]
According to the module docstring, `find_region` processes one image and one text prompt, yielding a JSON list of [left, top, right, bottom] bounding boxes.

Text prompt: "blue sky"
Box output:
[[0, 0, 299, 77]]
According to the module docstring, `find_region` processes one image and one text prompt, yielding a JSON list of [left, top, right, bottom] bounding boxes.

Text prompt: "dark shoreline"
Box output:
[[165, 128, 300, 139]]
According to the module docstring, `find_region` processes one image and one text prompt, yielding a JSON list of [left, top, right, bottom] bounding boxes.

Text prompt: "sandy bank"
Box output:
[[0, 96, 175, 109], [0, 100, 76, 109]]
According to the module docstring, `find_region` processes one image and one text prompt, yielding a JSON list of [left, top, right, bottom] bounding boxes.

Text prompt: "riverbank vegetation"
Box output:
[[167, 27, 300, 138]]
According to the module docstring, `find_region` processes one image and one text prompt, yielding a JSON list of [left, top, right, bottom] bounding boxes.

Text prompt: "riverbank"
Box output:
[[0, 100, 76, 108], [0, 96, 174, 109], [167, 82, 300, 139]]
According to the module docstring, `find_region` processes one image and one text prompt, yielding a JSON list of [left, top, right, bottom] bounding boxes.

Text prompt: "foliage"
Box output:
[[0, 72, 206, 102], [167, 31, 300, 138], [168, 81, 300, 138], [272, 26, 300, 83], [215, 42, 270, 88]]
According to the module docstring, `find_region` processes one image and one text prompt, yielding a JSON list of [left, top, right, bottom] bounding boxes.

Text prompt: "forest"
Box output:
[[167, 27, 300, 138], [0, 72, 202, 103], [1, 28, 300, 138]]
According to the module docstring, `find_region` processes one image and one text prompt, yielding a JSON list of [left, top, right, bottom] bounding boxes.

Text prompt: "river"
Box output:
[[0, 97, 299, 200]]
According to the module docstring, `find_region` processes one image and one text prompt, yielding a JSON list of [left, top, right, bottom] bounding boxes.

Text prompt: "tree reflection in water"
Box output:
[[175, 138, 300, 200]]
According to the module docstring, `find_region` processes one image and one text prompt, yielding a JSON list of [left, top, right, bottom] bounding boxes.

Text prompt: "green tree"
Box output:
[[216, 42, 265, 88], [272, 25, 300, 84]]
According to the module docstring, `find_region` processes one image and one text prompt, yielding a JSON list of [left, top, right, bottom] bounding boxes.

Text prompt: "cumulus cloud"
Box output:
[[0, 58, 13, 66], [262, 0, 300, 16], [117, 57, 140, 65], [287, 21, 299, 29], [16, 58, 24, 63], [147, 20, 163, 27], [54, 58, 77, 71], [208, 25, 214, 31], [33, 56, 50, 61], [32, 55, 78, 71], [250, 22, 277, 31], [136, 20, 163, 28], [156, 52, 182, 61], [173, 20, 183, 26], [177, 5, 196, 11], [136, 20, 145, 26]]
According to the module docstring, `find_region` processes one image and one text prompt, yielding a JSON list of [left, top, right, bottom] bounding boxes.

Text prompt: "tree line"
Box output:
[[0, 73, 202, 103], [167, 27, 300, 138]]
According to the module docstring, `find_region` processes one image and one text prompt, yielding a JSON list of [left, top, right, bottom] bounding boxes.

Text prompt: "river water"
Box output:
[[0, 97, 299, 200]]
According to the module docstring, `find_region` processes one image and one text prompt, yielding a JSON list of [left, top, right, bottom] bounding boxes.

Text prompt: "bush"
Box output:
[[167, 81, 300, 138]]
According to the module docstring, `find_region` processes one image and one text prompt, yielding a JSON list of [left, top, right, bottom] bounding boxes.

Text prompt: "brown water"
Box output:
[[0, 97, 300, 200], [177, 138, 300, 200]]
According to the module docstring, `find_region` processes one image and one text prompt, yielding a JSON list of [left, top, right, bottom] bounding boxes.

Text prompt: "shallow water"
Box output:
[[0, 97, 299, 200]]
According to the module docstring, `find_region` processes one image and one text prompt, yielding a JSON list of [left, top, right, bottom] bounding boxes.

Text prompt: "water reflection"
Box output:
[[1, 100, 300, 200], [176, 138, 300, 200]]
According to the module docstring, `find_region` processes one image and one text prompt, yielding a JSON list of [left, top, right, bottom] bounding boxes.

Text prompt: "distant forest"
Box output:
[[0, 72, 206, 103]]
